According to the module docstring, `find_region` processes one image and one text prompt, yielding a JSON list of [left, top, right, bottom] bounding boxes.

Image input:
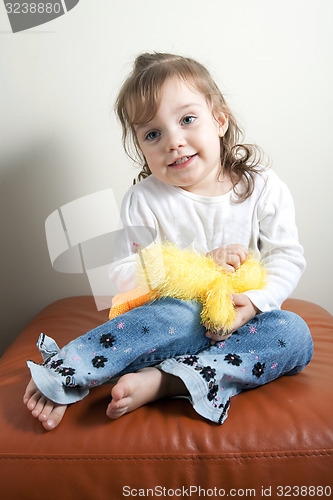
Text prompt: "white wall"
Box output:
[[1, 0, 332, 355]]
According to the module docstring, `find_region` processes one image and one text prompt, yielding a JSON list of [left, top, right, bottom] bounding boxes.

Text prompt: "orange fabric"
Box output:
[[109, 288, 156, 319]]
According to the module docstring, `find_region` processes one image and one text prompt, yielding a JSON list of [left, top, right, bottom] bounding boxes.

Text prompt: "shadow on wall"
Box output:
[[0, 137, 91, 356]]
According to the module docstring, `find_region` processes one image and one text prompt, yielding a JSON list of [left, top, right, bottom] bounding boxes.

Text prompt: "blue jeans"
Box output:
[[27, 298, 211, 404], [160, 308, 313, 423], [27, 298, 313, 423]]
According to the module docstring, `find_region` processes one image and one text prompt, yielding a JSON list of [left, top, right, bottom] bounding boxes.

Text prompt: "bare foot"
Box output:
[[23, 378, 67, 431], [106, 367, 187, 419]]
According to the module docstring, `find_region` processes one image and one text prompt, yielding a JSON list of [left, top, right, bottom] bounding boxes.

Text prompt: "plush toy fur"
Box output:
[[110, 242, 266, 334]]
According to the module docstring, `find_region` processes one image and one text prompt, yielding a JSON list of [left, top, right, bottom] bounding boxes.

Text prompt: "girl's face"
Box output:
[[134, 77, 228, 196]]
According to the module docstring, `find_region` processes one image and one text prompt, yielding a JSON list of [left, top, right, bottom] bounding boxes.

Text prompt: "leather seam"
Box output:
[[1, 452, 332, 461]]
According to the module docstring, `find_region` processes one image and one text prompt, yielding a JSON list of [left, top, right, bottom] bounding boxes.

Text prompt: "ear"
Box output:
[[217, 113, 228, 137]]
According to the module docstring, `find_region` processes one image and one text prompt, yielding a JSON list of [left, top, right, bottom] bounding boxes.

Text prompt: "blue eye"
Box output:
[[145, 130, 160, 141], [182, 115, 196, 125]]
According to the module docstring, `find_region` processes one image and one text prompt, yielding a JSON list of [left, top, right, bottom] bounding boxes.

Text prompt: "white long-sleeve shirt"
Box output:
[[109, 169, 305, 312]]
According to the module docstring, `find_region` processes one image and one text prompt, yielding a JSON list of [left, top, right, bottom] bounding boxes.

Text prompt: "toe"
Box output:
[[23, 379, 39, 405], [31, 396, 47, 418], [37, 400, 54, 422], [106, 402, 128, 420], [26, 397, 37, 411], [43, 418, 57, 431], [42, 404, 67, 431], [111, 383, 126, 403]]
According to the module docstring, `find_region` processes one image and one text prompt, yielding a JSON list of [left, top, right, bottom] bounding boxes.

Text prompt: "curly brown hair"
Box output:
[[115, 52, 268, 201]]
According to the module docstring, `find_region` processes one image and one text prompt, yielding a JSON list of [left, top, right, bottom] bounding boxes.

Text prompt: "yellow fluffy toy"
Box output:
[[109, 242, 266, 334]]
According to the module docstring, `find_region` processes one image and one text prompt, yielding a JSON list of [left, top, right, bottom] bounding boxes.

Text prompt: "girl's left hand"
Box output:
[[206, 294, 258, 344]]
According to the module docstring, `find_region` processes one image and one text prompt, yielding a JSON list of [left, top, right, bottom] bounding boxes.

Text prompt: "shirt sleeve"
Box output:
[[244, 171, 306, 311], [108, 187, 158, 293]]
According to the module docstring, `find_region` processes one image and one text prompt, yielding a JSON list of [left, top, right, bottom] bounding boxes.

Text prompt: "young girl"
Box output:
[[24, 52, 313, 430]]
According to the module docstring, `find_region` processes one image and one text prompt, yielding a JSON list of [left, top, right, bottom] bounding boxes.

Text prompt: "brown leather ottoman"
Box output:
[[0, 297, 332, 500]]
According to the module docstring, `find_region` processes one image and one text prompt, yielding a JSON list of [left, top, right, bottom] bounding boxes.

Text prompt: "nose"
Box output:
[[165, 128, 186, 151]]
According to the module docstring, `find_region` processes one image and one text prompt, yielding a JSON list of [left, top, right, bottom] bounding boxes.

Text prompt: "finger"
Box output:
[[222, 264, 235, 273], [230, 293, 248, 306], [225, 250, 248, 270], [225, 253, 241, 270], [232, 248, 249, 265], [205, 330, 222, 341], [206, 330, 232, 341], [226, 244, 248, 253], [227, 245, 249, 264], [237, 248, 249, 264], [207, 248, 226, 262]]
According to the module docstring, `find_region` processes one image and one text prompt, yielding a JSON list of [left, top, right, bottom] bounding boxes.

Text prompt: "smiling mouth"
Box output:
[[168, 154, 196, 167]]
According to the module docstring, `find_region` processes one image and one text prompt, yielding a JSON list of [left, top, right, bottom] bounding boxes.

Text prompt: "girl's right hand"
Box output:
[[207, 244, 249, 273], [205, 293, 258, 344]]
